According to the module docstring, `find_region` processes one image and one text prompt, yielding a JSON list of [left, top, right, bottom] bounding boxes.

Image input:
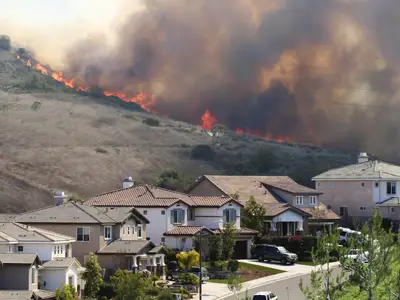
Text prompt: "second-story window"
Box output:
[[137, 225, 143, 239], [53, 246, 57, 254], [104, 226, 112, 240], [171, 209, 185, 224], [77, 227, 90, 242], [223, 209, 236, 223], [188, 208, 195, 221], [387, 182, 397, 195], [17, 246, 23, 252], [295, 196, 304, 205], [309, 196, 317, 206]]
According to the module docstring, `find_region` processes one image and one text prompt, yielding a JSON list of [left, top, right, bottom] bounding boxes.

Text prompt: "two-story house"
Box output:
[[312, 152, 400, 227], [0, 222, 84, 293], [187, 175, 340, 236], [84, 178, 258, 258], [14, 196, 166, 279], [0, 253, 56, 299]]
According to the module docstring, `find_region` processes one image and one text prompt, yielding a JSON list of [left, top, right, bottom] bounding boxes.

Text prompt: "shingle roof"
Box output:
[[0, 290, 55, 300], [164, 226, 215, 236], [97, 239, 154, 254], [0, 253, 40, 265], [312, 160, 400, 180], [96, 207, 150, 224], [377, 197, 400, 206], [42, 257, 82, 269], [0, 223, 75, 243], [301, 203, 340, 221], [148, 245, 166, 254], [15, 202, 117, 224], [85, 185, 241, 208], [0, 214, 19, 222]]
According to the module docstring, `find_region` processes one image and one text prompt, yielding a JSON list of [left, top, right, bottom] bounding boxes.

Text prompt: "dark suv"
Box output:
[[252, 244, 298, 264]]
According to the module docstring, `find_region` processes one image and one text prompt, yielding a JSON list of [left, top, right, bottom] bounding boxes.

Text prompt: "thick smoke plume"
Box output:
[[61, 0, 400, 159]]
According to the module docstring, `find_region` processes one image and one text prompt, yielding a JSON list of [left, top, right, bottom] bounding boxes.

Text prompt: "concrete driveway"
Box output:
[[238, 259, 315, 273]]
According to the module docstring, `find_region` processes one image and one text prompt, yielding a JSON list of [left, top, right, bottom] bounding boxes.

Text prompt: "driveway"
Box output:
[[238, 259, 315, 273]]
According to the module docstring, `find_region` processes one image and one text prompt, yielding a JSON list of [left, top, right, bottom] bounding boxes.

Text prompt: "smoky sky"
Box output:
[[63, 0, 400, 160]]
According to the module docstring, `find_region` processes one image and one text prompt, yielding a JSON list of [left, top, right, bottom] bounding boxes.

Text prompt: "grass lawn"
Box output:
[[207, 262, 285, 284]]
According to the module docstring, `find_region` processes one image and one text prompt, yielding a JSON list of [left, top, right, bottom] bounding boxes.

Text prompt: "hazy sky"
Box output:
[[0, 0, 143, 67]]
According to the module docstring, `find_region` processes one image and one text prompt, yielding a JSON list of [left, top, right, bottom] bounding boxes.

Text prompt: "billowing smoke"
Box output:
[[60, 0, 400, 158]]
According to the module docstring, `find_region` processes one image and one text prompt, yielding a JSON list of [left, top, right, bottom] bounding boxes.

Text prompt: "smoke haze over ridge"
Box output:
[[4, 0, 400, 159]]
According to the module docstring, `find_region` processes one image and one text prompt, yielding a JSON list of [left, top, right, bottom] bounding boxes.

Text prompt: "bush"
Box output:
[[143, 117, 160, 127], [97, 282, 115, 299], [99, 297, 108, 300], [177, 273, 199, 285], [228, 260, 239, 272], [145, 286, 161, 296], [191, 145, 215, 160], [0, 35, 11, 51], [214, 260, 228, 270], [157, 289, 175, 300]]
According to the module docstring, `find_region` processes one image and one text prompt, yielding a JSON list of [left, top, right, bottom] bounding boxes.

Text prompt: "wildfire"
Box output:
[[103, 91, 156, 112], [200, 110, 217, 131], [235, 128, 294, 143]]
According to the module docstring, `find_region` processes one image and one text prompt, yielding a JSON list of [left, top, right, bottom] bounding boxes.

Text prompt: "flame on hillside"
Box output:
[[200, 110, 217, 131]]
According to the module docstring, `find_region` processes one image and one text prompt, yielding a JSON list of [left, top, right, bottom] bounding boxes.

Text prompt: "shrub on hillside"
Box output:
[[143, 117, 160, 127], [191, 145, 215, 160], [0, 35, 11, 51]]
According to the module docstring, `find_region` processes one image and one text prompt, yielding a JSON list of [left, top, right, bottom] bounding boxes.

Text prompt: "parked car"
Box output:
[[166, 266, 209, 282], [345, 249, 369, 264], [338, 227, 361, 246], [252, 244, 298, 264], [252, 291, 278, 300]]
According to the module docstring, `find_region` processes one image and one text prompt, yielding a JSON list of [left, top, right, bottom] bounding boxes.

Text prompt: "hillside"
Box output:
[[0, 50, 354, 212]]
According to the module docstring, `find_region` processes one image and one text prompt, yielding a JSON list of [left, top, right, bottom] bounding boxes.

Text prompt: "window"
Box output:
[[375, 182, 379, 188], [295, 196, 304, 205], [53, 246, 57, 254], [17, 246, 23, 252], [387, 182, 397, 195], [391, 207, 396, 213], [143, 210, 147, 215], [68, 275, 74, 286], [77, 227, 90, 242], [329, 183, 334, 187], [360, 206, 367, 211], [340, 207, 348, 217], [57, 246, 60, 254], [137, 225, 143, 239], [170, 209, 185, 224], [361, 183, 365, 187], [161, 210, 165, 215], [104, 226, 112, 240], [127, 226, 130, 235], [31, 267, 36, 284], [223, 209, 237, 223], [309, 196, 317, 206], [317, 182, 321, 186], [60, 245, 64, 254], [188, 208, 195, 221], [161, 237, 165, 243], [131, 225, 135, 235]]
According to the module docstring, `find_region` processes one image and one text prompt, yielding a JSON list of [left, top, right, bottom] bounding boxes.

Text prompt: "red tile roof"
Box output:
[[301, 203, 340, 221], [164, 226, 214, 236], [212, 227, 258, 236]]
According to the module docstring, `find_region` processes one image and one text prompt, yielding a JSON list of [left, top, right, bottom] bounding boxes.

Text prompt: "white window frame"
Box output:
[[223, 208, 236, 223], [295, 196, 304, 206], [137, 225, 143, 239], [309, 196, 317, 206], [387, 182, 397, 195], [171, 209, 185, 224], [77, 227, 90, 242], [104, 226, 112, 240]]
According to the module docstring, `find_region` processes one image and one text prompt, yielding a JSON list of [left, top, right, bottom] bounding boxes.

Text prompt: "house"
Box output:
[[312, 152, 400, 227], [0, 253, 55, 299], [14, 195, 166, 279], [187, 175, 340, 236], [84, 177, 258, 258], [0, 222, 84, 293]]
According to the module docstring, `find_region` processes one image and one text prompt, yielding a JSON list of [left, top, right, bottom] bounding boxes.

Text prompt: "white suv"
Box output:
[[252, 292, 278, 300]]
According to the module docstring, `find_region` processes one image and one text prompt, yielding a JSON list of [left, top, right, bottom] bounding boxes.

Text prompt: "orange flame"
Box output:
[[201, 110, 217, 130], [235, 128, 244, 134], [235, 128, 295, 143]]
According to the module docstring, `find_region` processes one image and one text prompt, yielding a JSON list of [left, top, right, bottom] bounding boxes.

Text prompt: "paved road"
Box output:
[[216, 267, 344, 300]]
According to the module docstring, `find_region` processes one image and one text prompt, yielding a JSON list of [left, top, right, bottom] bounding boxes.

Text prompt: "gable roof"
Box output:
[[300, 203, 340, 221], [84, 185, 242, 208], [96, 207, 150, 224], [0, 253, 41, 265], [42, 257, 82, 269], [97, 239, 154, 254], [312, 160, 400, 180], [164, 226, 215, 236], [0, 223, 75, 243]]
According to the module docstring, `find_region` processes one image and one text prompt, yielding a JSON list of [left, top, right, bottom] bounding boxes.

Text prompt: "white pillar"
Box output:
[[160, 255, 165, 266], [132, 256, 138, 268], [152, 256, 157, 267]]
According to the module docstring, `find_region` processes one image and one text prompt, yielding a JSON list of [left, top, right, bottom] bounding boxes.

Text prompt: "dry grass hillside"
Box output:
[[0, 50, 354, 212]]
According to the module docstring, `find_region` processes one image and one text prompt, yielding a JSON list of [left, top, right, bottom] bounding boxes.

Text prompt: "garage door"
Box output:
[[233, 241, 247, 259]]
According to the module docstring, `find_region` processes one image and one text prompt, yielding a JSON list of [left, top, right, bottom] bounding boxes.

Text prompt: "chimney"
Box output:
[[358, 152, 369, 164], [54, 191, 68, 206], [123, 176, 134, 189]]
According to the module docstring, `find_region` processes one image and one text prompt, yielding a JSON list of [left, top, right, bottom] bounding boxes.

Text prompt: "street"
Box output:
[[216, 267, 344, 300]]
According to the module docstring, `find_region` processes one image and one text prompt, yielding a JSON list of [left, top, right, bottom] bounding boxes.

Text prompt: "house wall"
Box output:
[[188, 180, 224, 196], [373, 180, 400, 204], [0, 264, 31, 290], [164, 236, 194, 251], [0, 244, 14, 253], [40, 269, 66, 292], [17, 243, 56, 261], [20, 223, 102, 265], [119, 219, 143, 241], [97, 254, 130, 276], [315, 180, 375, 217], [189, 202, 241, 229]]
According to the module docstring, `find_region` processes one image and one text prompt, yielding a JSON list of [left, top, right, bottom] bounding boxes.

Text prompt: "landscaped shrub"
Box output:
[[177, 273, 199, 285], [228, 260, 239, 272], [143, 117, 160, 127], [157, 289, 175, 300], [214, 260, 228, 270]]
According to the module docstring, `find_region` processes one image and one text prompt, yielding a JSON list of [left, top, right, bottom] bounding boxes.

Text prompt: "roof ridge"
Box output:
[[85, 185, 142, 201], [30, 226, 74, 241], [0, 229, 17, 242], [71, 202, 108, 224]]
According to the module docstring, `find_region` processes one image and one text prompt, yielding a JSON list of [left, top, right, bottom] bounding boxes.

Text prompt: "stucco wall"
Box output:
[[0, 264, 34, 290], [164, 236, 194, 251]]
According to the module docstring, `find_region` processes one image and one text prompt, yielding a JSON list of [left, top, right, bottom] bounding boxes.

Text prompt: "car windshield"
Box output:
[[253, 295, 267, 300], [277, 246, 288, 253]]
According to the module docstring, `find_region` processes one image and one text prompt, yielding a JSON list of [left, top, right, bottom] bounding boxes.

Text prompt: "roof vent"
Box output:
[[123, 176, 134, 189], [358, 152, 369, 164]]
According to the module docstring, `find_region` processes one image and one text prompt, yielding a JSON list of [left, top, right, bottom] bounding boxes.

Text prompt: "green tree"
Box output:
[[221, 222, 237, 260], [209, 234, 223, 265], [56, 283, 77, 300], [340, 210, 394, 300], [227, 274, 243, 300], [156, 170, 194, 192], [241, 196, 266, 234], [81, 252, 103, 298], [110, 269, 151, 300], [299, 230, 346, 299], [176, 250, 200, 271]]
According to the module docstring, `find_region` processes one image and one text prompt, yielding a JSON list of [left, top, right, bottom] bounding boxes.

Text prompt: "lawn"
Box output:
[[208, 262, 285, 284]]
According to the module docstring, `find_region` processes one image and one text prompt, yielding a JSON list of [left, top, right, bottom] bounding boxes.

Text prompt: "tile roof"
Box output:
[[312, 160, 400, 180], [301, 203, 340, 221], [164, 226, 215, 236], [0, 223, 75, 243], [85, 185, 241, 208], [212, 227, 259, 235], [263, 203, 311, 217], [97, 239, 154, 254], [42, 257, 81, 269], [16, 202, 117, 224], [0, 253, 40, 265]]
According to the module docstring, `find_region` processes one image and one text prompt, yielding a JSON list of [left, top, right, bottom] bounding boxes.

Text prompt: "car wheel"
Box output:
[[166, 274, 173, 281], [258, 256, 264, 262], [280, 258, 287, 265], [290, 261, 295, 265]]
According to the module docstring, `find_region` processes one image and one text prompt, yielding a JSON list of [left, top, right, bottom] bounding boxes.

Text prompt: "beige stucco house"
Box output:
[[188, 175, 340, 236], [313, 152, 400, 227]]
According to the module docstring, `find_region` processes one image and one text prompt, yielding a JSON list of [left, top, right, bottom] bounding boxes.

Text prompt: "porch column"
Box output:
[[160, 255, 165, 266], [132, 255, 138, 273], [151, 256, 157, 274], [246, 240, 252, 259]]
